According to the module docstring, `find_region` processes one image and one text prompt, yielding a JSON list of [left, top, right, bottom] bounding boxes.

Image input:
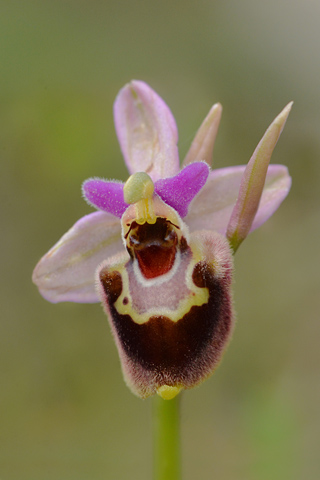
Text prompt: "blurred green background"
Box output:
[[1, 1, 319, 479]]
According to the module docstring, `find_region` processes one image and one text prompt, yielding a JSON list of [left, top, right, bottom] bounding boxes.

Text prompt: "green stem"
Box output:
[[152, 395, 181, 480]]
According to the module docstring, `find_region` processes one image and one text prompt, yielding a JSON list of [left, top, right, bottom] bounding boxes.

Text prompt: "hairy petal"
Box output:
[[97, 229, 234, 399], [226, 102, 293, 252], [82, 178, 128, 218], [155, 162, 210, 217], [32, 211, 124, 303], [114, 80, 179, 181], [185, 165, 291, 235], [183, 103, 222, 167]]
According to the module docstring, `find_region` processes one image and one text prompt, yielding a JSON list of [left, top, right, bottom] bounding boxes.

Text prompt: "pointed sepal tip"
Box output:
[[226, 101, 293, 253]]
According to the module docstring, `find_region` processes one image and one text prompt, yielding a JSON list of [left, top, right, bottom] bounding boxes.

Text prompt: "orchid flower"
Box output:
[[33, 81, 292, 400]]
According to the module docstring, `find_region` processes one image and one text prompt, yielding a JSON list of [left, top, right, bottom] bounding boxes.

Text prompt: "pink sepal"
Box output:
[[185, 164, 291, 236], [114, 80, 180, 181], [32, 211, 123, 303]]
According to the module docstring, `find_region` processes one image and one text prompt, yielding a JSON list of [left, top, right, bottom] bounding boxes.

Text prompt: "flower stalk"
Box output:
[[153, 396, 181, 480]]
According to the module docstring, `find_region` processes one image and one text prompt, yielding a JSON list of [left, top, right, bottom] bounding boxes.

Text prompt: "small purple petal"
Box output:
[[32, 211, 124, 303], [183, 103, 222, 167], [82, 179, 128, 218], [155, 162, 209, 217], [114, 80, 180, 181]]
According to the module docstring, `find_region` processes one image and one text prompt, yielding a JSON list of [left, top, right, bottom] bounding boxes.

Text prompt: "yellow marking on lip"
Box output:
[[115, 285, 209, 324], [112, 248, 209, 324]]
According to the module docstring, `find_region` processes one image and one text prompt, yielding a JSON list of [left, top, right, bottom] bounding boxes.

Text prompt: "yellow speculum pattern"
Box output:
[[110, 237, 210, 325], [113, 260, 208, 324], [123, 172, 157, 225]]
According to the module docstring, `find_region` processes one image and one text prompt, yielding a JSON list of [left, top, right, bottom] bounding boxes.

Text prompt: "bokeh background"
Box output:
[[1, 1, 319, 479]]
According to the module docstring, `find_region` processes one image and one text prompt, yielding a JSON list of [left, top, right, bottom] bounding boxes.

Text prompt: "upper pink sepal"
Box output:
[[32, 211, 123, 303], [114, 80, 180, 181], [226, 102, 293, 251]]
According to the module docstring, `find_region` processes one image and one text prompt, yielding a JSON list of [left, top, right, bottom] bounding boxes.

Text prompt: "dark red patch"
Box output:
[[192, 261, 214, 288], [135, 245, 176, 278], [127, 218, 179, 279]]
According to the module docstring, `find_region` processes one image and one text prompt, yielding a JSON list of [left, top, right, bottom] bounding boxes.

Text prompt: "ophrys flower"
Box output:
[[33, 81, 292, 399]]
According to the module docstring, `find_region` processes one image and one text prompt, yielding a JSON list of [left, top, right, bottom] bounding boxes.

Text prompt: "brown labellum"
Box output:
[[97, 224, 234, 399]]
